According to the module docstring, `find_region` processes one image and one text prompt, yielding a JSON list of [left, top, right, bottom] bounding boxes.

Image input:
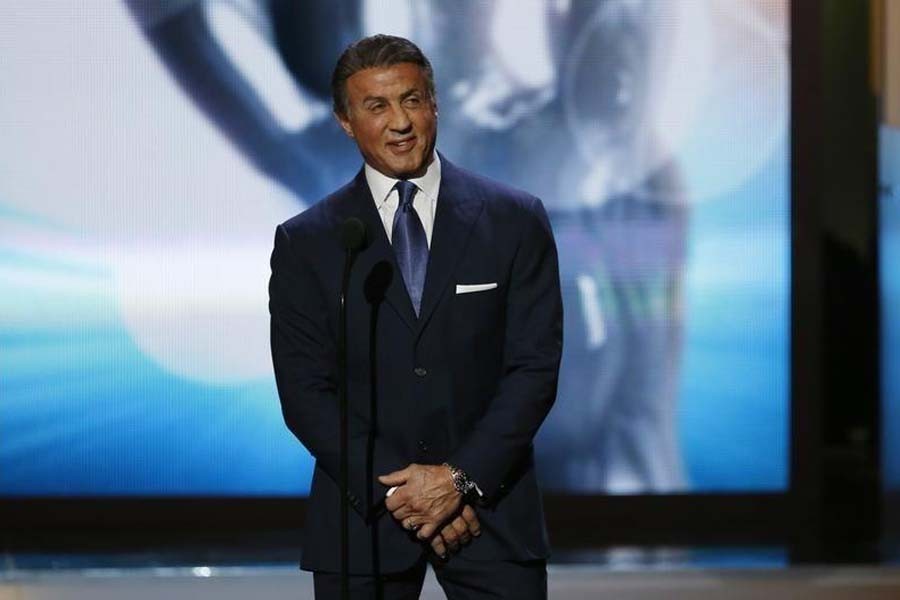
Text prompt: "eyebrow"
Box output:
[[361, 88, 422, 105]]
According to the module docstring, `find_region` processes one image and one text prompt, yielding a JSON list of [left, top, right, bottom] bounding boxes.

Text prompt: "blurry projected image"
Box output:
[[882, 125, 900, 493], [0, 0, 789, 496]]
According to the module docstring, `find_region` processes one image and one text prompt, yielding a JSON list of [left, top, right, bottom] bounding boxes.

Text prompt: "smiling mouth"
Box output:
[[387, 137, 416, 153]]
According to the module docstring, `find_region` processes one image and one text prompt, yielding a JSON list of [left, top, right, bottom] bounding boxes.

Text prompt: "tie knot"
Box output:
[[395, 180, 418, 210]]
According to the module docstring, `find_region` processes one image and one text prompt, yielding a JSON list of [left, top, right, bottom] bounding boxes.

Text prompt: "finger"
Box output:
[[451, 517, 470, 545], [460, 505, 481, 537], [417, 521, 438, 540], [430, 536, 447, 559], [384, 486, 408, 512], [391, 503, 422, 522], [441, 525, 460, 549], [402, 517, 420, 532], [441, 534, 459, 552], [378, 467, 410, 487]]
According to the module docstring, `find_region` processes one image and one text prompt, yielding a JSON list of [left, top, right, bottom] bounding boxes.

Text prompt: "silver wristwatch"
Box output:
[[443, 462, 478, 500]]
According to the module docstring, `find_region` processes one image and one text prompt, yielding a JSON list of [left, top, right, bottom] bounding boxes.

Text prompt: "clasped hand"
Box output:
[[379, 464, 481, 558]]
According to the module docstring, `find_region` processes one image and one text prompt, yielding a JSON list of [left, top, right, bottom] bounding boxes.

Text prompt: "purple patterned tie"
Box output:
[[392, 180, 429, 316]]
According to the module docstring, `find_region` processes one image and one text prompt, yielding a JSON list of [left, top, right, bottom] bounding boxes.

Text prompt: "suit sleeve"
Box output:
[[448, 197, 563, 503], [268, 224, 407, 521]]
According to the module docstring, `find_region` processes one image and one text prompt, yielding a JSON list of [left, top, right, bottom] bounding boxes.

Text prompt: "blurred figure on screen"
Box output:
[[126, 0, 692, 493]]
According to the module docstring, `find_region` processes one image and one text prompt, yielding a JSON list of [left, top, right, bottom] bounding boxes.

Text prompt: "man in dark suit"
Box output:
[[269, 34, 563, 599]]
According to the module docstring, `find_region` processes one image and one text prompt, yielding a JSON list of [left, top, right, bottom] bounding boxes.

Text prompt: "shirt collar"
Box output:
[[365, 151, 441, 210]]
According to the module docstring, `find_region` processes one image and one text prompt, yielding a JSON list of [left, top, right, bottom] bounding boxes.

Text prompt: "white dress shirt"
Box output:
[[364, 152, 441, 247]]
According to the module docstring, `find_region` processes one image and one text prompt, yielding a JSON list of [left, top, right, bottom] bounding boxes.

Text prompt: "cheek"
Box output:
[[352, 117, 383, 141], [360, 128, 385, 150], [415, 115, 436, 137]]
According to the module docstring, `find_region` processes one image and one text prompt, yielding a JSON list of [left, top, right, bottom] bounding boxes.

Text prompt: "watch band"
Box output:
[[443, 462, 478, 500]]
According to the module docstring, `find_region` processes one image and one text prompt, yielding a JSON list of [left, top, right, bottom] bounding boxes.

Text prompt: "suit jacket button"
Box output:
[[413, 367, 428, 377], [417, 440, 429, 453]]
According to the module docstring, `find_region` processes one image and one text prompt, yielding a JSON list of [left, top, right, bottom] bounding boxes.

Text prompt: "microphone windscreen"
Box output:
[[341, 217, 367, 252]]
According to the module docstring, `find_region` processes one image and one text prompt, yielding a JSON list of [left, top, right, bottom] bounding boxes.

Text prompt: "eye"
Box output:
[[368, 102, 386, 113], [404, 96, 422, 107]]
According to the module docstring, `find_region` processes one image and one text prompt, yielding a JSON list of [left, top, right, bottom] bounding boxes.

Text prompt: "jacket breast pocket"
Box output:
[[452, 280, 502, 336]]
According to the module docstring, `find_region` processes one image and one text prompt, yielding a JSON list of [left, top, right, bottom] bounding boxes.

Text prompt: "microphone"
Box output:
[[341, 217, 367, 253]]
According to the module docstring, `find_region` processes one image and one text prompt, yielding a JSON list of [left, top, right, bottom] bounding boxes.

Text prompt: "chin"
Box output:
[[386, 158, 425, 178]]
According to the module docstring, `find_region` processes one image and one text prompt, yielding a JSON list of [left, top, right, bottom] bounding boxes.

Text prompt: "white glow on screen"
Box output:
[[491, 0, 555, 90], [205, 0, 325, 132]]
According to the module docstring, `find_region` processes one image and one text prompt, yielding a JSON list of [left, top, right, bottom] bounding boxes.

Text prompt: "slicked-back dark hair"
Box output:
[[331, 34, 436, 117]]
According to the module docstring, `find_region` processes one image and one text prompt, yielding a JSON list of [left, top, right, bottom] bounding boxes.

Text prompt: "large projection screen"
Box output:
[[0, 0, 789, 497]]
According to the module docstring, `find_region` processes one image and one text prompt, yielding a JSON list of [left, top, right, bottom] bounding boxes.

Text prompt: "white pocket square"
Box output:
[[455, 282, 498, 294]]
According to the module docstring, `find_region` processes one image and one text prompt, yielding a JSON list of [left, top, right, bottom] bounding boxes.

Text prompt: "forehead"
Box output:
[[345, 63, 428, 100]]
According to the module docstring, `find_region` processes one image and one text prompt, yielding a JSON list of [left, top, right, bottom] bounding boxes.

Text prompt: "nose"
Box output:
[[387, 104, 413, 133]]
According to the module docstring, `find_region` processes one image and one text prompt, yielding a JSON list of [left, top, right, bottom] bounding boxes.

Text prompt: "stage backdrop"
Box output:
[[882, 125, 900, 496], [0, 0, 789, 496]]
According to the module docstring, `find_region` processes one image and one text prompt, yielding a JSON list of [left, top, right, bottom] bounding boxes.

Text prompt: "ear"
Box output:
[[334, 111, 355, 139]]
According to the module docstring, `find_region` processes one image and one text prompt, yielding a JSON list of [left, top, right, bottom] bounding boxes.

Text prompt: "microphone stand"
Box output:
[[339, 247, 351, 600], [338, 218, 365, 600]]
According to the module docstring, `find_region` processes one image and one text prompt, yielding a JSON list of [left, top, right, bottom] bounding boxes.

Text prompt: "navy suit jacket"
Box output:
[[269, 153, 563, 574]]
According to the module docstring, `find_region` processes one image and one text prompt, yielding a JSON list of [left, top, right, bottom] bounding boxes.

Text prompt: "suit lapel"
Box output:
[[416, 155, 484, 335], [335, 168, 418, 333]]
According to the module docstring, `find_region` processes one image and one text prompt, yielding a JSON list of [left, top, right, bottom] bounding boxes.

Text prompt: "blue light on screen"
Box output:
[[882, 125, 900, 493]]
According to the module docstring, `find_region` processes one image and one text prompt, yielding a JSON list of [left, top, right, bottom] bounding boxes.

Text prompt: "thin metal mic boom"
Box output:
[[338, 217, 366, 600]]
